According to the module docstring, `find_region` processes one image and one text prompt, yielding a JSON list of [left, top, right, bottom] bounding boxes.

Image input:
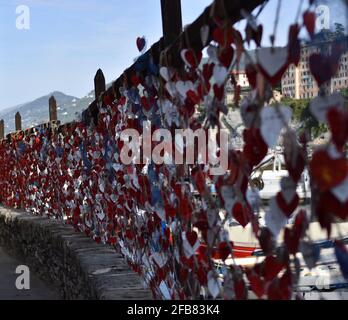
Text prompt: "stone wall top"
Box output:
[[0, 206, 152, 300]]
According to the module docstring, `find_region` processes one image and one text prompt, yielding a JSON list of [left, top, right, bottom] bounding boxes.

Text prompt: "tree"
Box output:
[[334, 23, 345, 39]]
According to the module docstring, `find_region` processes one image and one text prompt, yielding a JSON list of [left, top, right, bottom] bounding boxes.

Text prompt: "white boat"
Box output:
[[251, 151, 311, 200]]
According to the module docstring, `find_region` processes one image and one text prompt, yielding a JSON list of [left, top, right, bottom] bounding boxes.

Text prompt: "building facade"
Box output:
[[282, 36, 348, 99]]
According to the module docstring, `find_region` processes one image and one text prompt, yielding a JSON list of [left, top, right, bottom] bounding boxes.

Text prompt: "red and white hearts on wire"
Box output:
[[257, 47, 289, 85], [309, 92, 345, 124], [260, 105, 292, 148]]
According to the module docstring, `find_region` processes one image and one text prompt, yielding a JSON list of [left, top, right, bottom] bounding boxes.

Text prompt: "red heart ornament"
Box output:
[[136, 36, 146, 52], [276, 192, 299, 218], [181, 49, 202, 69], [303, 11, 316, 38], [232, 202, 251, 227], [310, 150, 348, 192]]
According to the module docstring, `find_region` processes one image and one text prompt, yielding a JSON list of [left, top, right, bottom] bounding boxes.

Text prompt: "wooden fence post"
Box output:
[[94, 69, 106, 100], [160, 0, 183, 46], [49, 95, 58, 122], [0, 119, 4, 140], [15, 112, 22, 131]]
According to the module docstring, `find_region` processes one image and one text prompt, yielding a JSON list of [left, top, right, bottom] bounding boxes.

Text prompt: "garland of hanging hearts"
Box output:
[[0, 1, 347, 300]]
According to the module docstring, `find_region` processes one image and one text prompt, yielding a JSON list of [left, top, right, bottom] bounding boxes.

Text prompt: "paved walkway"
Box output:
[[0, 247, 60, 300]]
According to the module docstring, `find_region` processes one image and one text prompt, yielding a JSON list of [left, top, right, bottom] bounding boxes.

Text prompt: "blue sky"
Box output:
[[0, 0, 347, 109]]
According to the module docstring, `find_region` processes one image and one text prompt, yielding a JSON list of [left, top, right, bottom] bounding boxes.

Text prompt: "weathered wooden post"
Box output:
[[49, 95, 58, 122], [94, 69, 106, 99], [0, 119, 4, 140], [160, 0, 183, 46], [15, 112, 22, 131]]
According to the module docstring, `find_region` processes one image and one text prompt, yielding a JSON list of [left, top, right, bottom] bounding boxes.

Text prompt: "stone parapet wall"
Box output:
[[0, 207, 152, 300]]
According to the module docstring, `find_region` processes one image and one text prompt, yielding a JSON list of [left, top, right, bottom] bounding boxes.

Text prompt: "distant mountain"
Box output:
[[0, 91, 94, 134]]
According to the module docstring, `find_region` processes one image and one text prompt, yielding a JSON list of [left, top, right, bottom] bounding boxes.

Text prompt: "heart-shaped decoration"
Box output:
[[309, 92, 344, 124], [317, 191, 348, 220], [152, 252, 168, 268], [283, 131, 306, 183], [207, 270, 221, 298], [136, 36, 146, 52], [246, 269, 265, 298], [175, 80, 194, 99], [260, 105, 292, 148], [218, 46, 234, 68], [200, 25, 210, 46], [310, 150, 348, 192], [220, 185, 236, 214], [243, 127, 268, 167], [332, 175, 348, 203], [165, 82, 177, 98], [300, 241, 321, 270], [284, 227, 300, 254], [303, 11, 316, 38], [159, 66, 175, 82], [265, 197, 288, 238], [287, 23, 301, 66], [263, 255, 284, 281], [257, 47, 289, 85], [309, 46, 342, 86], [207, 45, 219, 63], [327, 108, 348, 150], [280, 176, 297, 203], [212, 26, 233, 47], [232, 202, 251, 227], [213, 64, 228, 86], [182, 231, 200, 258], [276, 192, 299, 218], [181, 49, 202, 69]]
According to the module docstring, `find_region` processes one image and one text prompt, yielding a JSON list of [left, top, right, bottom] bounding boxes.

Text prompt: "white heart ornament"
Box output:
[[152, 252, 168, 268], [207, 270, 221, 299], [165, 82, 177, 98], [309, 92, 344, 124], [159, 67, 174, 82], [264, 197, 288, 238], [280, 176, 297, 203], [207, 45, 219, 64], [213, 65, 228, 86], [200, 25, 210, 46], [220, 185, 236, 214], [257, 47, 288, 78], [331, 175, 348, 203], [159, 281, 171, 300], [260, 105, 292, 148], [182, 231, 200, 258], [300, 241, 321, 270], [175, 80, 194, 99]]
